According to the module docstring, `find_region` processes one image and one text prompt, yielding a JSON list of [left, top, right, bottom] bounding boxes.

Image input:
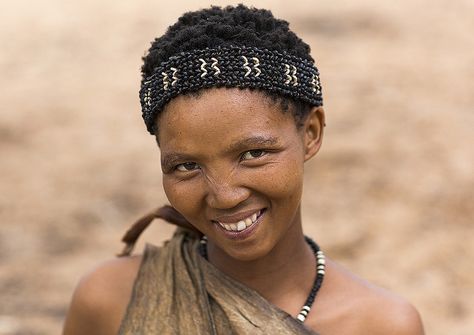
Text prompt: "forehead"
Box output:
[[157, 88, 298, 150]]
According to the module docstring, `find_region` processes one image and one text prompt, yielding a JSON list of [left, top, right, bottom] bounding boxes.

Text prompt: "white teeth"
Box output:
[[237, 221, 246, 231], [218, 210, 262, 232]]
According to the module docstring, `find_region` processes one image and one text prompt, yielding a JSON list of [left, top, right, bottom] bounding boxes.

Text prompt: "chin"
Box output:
[[218, 237, 273, 262]]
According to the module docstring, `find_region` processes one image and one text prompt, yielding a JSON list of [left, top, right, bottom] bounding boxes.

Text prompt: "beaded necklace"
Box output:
[[198, 235, 326, 323]]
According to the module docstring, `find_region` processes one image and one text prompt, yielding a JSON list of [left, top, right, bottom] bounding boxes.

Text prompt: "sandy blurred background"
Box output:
[[0, 0, 473, 334]]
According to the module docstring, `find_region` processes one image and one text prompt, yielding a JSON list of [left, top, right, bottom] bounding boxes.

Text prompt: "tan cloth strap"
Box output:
[[118, 228, 318, 334]]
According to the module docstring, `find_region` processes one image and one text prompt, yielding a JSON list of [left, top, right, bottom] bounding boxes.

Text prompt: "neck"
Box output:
[[206, 211, 316, 313]]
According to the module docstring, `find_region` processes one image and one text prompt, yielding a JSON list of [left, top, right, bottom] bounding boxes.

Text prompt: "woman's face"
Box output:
[[158, 88, 323, 261]]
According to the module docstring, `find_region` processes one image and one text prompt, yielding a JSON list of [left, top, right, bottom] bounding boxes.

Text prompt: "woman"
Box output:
[[63, 5, 424, 334]]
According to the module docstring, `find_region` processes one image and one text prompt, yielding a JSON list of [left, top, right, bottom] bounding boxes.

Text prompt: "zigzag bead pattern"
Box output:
[[140, 45, 323, 134]]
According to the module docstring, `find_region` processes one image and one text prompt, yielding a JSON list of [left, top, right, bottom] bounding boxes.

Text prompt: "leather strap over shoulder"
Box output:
[[118, 205, 201, 257]]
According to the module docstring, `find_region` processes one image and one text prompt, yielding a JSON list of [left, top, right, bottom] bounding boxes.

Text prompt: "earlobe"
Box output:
[[304, 107, 325, 161]]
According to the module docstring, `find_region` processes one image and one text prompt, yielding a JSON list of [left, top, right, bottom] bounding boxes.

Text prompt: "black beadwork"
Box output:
[[199, 236, 208, 260], [303, 236, 324, 310], [198, 235, 325, 323], [139, 45, 323, 134]]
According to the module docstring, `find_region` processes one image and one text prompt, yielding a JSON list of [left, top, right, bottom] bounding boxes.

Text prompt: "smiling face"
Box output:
[[158, 88, 324, 261]]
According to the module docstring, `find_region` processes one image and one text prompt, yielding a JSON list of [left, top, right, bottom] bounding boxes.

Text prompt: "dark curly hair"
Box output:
[[142, 5, 318, 131]]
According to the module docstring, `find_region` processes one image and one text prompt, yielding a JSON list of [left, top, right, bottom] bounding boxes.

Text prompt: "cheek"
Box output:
[[251, 156, 304, 204], [162, 177, 203, 220]]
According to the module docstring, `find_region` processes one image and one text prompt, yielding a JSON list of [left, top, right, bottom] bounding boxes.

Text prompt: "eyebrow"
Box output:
[[225, 135, 280, 153]]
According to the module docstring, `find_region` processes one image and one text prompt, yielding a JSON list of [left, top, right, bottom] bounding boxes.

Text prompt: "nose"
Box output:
[[204, 171, 250, 210]]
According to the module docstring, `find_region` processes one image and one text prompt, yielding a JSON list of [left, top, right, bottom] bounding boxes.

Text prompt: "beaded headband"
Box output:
[[140, 45, 323, 134]]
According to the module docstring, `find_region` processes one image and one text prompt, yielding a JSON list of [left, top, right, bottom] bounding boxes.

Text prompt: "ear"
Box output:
[[303, 107, 325, 161]]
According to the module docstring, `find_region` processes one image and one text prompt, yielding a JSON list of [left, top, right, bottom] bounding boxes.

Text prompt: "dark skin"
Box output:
[[63, 88, 424, 335]]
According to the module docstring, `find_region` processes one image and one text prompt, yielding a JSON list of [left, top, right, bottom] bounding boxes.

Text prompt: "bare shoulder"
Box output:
[[319, 259, 424, 335], [62, 255, 142, 335], [359, 283, 424, 335]]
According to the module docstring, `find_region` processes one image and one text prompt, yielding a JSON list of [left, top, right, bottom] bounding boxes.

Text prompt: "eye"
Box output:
[[176, 162, 200, 172], [241, 149, 265, 161]]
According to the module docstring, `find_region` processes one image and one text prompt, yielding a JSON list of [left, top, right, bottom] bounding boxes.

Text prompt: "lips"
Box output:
[[214, 209, 263, 232]]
